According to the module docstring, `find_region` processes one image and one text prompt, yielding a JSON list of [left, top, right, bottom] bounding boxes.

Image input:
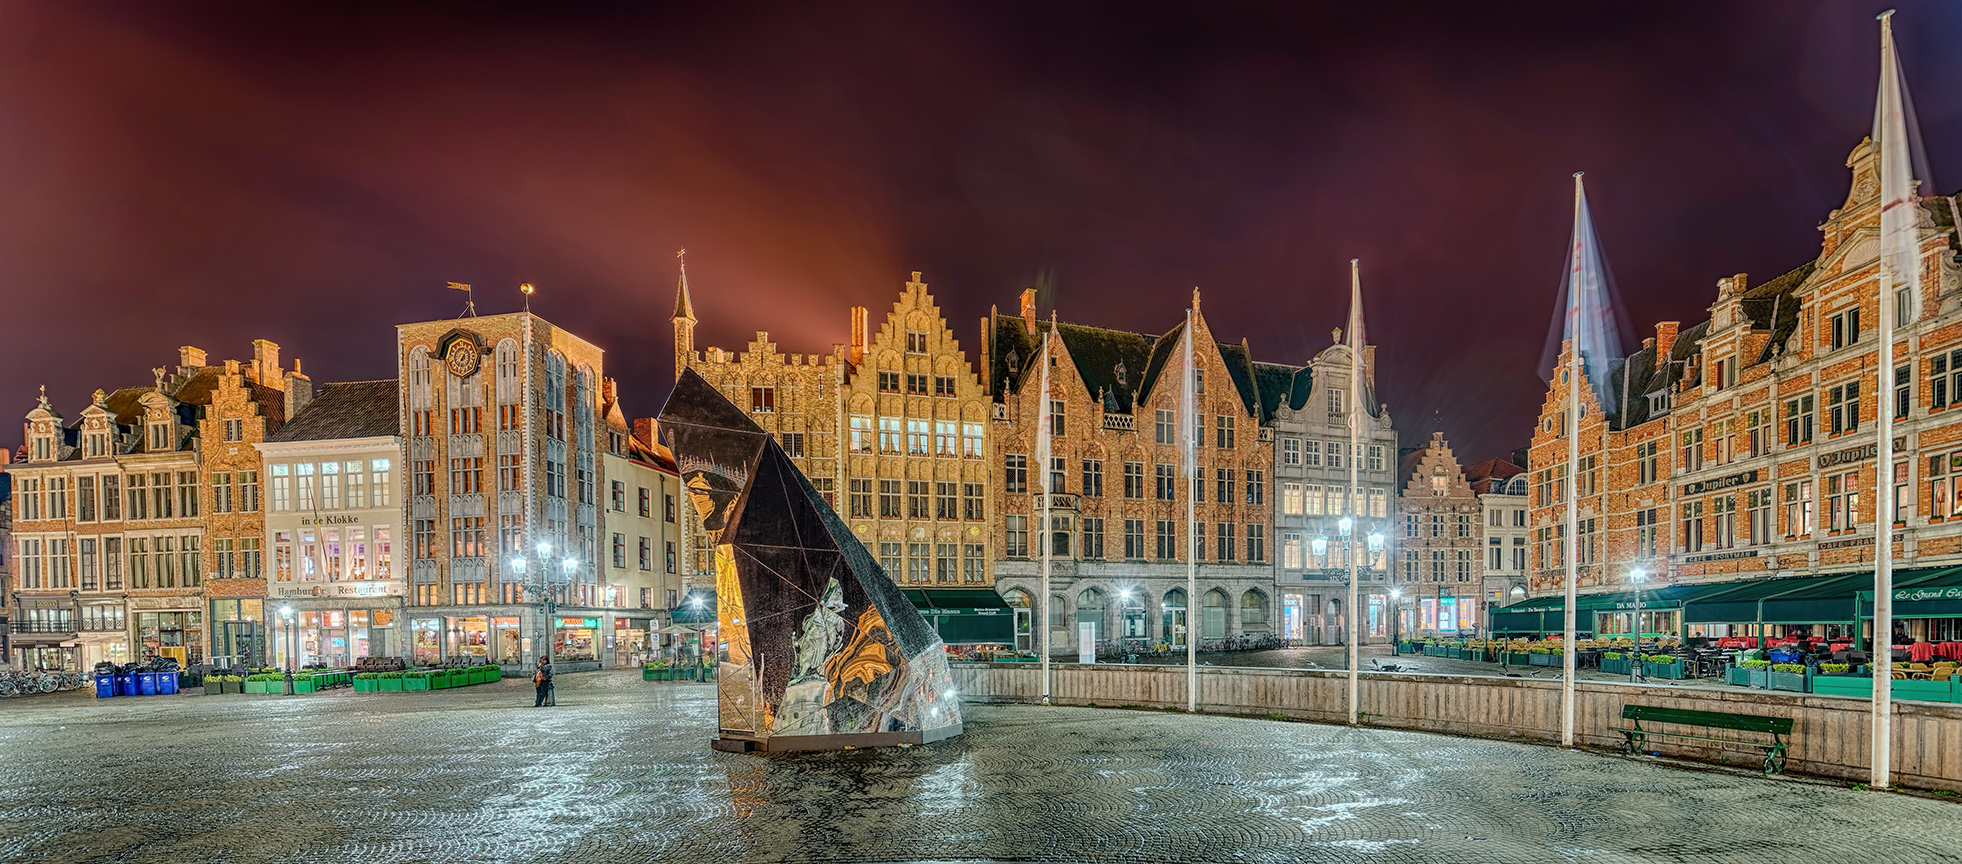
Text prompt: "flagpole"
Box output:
[[1185, 306, 1199, 712], [1346, 259, 1363, 726], [1872, 7, 1902, 788], [1037, 323, 1054, 705], [1562, 173, 1583, 748]]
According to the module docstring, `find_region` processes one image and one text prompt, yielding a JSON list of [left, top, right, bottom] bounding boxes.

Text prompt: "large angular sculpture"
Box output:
[[658, 369, 963, 752]]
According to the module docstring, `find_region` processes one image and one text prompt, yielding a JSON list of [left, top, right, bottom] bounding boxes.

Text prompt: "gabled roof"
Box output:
[[1463, 457, 1525, 494], [990, 316, 1157, 414], [267, 380, 399, 442], [1252, 362, 1310, 422]]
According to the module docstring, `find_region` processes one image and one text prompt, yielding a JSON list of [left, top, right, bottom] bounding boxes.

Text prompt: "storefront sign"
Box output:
[[558, 617, 599, 629], [271, 580, 405, 599], [1895, 586, 1962, 602], [1818, 437, 1906, 469], [1681, 470, 1757, 496], [1817, 533, 1903, 551], [298, 514, 364, 526], [919, 608, 1003, 616], [1684, 549, 1759, 563]]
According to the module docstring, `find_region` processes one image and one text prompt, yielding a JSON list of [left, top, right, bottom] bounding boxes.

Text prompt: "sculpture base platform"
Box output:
[[712, 723, 963, 754]]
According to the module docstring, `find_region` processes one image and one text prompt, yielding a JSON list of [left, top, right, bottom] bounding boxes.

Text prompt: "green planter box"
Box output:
[[222, 680, 242, 694], [643, 668, 669, 681], [1601, 656, 1631, 676], [404, 677, 430, 691], [203, 679, 226, 696], [1528, 653, 1553, 666], [244, 679, 280, 694], [1505, 652, 1531, 665], [293, 678, 318, 694], [1445, 646, 1462, 659], [433, 675, 452, 690], [379, 678, 403, 691], [354, 678, 378, 692], [1767, 670, 1809, 692], [1893, 678, 1954, 703], [1644, 660, 1684, 680], [1811, 675, 1874, 698]]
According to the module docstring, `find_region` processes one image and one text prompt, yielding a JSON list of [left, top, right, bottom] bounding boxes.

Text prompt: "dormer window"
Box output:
[[87, 432, 107, 458], [31, 433, 53, 462], [149, 422, 171, 451], [1649, 392, 1671, 415]]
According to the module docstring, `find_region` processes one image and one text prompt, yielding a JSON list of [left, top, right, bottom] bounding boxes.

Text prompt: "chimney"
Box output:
[[632, 418, 657, 449], [284, 359, 313, 421], [178, 346, 207, 370], [1653, 322, 1680, 371], [1019, 287, 1038, 333], [601, 377, 618, 406], [849, 306, 869, 366], [252, 339, 282, 389]]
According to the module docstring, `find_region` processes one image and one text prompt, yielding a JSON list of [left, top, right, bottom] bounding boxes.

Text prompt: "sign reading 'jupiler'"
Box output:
[[1681, 470, 1757, 495], [1818, 437, 1907, 469]]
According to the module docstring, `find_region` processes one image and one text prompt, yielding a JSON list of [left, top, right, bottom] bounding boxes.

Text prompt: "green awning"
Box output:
[[1757, 573, 1874, 624], [903, 588, 1015, 645], [1860, 566, 1962, 619], [1682, 577, 1818, 624]]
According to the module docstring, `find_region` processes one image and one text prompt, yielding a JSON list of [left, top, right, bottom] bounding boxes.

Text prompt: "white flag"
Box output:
[[1553, 176, 1625, 410], [1035, 326, 1053, 498], [1875, 12, 1920, 314], [1179, 309, 1196, 478]]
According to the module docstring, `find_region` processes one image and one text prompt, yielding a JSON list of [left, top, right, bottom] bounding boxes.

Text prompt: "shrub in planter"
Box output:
[[1643, 654, 1684, 680], [354, 672, 380, 693], [203, 676, 227, 696], [1818, 662, 1852, 675], [379, 671, 405, 691], [403, 672, 431, 691], [292, 673, 318, 694], [1767, 663, 1809, 693]]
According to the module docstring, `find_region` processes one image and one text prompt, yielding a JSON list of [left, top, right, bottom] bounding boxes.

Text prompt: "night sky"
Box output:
[[5, 2, 1961, 463]]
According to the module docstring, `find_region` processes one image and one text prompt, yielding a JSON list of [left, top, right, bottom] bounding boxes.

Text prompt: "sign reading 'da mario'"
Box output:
[[298, 514, 363, 527], [1681, 470, 1757, 496], [1684, 549, 1759, 563], [1818, 437, 1907, 469]]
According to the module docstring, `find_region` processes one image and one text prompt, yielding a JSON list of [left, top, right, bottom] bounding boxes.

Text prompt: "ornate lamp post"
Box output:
[[510, 541, 577, 669], [279, 605, 296, 695], [1629, 567, 1647, 684]]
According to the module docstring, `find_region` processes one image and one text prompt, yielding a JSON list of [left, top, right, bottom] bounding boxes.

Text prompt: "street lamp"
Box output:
[[1628, 567, 1648, 684], [510, 542, 579, 671], [279, 605, 296, 695]]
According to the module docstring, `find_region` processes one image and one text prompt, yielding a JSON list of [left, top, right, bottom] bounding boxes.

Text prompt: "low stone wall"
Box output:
[[950, 662, 1962, 792]]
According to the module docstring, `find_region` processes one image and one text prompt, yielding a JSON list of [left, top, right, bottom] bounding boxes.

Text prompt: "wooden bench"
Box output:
[[1611, 705, 1794, 775]]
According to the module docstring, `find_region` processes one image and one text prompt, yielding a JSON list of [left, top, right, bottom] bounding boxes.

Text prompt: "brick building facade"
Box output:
[[985, 289, 1276, 654], [395, 311, 623, 669], [10, 342, 301, 670], [1396, 431, 1483, 634], [675, 269, 994, 590], [1526, 137, 1962, 642]]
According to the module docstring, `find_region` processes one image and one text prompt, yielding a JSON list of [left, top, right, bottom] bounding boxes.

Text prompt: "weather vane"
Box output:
[[448, 281, 475, 318], [520, 281, 535, 312]]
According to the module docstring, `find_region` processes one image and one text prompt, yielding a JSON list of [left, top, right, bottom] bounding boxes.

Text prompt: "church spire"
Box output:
[[672, 247, 697, 323], [673, 248, 697, 381]]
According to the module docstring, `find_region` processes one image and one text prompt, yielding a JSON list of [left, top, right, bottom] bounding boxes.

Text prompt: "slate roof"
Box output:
[[989, 311, 1322, 427], [267, 380, 399, 442]]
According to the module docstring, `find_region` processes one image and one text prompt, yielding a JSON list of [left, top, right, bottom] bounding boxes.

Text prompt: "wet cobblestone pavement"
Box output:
[[1, 670, 1955, 864]]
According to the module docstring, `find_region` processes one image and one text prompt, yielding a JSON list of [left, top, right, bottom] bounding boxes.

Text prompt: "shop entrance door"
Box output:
[[216, 620, 265, 669]]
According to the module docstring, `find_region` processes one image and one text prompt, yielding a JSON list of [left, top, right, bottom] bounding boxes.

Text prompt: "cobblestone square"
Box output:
[[0, 669, 1955, 864]]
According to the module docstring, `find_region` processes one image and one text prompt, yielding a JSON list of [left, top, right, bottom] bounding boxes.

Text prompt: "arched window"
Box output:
[[1240, 590, 1268, 627], [495, 339, 520, 404], [408, 348, 433, 409], [1075, 588, 1105, 644], [1202, 589, 1229, 640]]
